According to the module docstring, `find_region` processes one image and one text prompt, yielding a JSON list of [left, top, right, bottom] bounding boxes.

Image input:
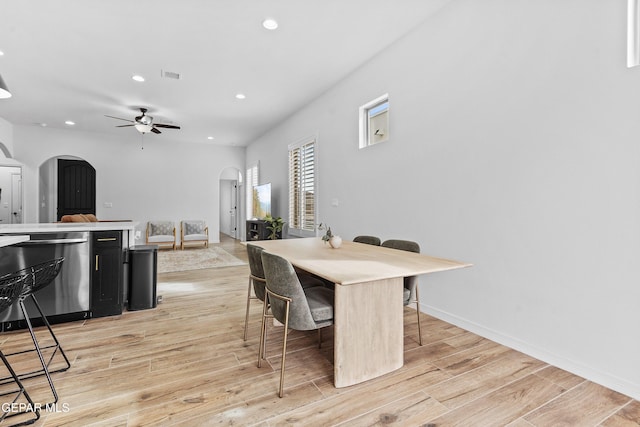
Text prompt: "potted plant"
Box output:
[[264, 215, 284, 240], [318, 223, 342, 248]]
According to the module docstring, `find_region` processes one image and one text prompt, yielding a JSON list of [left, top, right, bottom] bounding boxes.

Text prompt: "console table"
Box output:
[[246, 219, 282, 241]]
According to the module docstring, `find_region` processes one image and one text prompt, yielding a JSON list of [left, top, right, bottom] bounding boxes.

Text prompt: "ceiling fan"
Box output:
[[105, 108, 180, 134]]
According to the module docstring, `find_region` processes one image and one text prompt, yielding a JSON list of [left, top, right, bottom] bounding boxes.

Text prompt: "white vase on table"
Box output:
[[329, 235, 342, 249]]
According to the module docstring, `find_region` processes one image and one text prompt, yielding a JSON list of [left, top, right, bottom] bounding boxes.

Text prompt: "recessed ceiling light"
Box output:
[[207, 136, 215, 140], [262, 18, 278, 30], [132, 75, 145, 82], [0, 51, 4, 56], [65, 120, 75, 126], [235, 93, 246, 100]]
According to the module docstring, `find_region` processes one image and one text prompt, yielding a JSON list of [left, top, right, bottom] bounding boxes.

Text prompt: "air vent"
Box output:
[[161, 70, 181, 80]]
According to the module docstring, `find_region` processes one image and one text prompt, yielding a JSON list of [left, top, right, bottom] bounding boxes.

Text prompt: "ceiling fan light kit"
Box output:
[[134, 123, 153, 134]]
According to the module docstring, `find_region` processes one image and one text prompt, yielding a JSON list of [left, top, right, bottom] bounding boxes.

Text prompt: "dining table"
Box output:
[[252, 237, 471, 388]]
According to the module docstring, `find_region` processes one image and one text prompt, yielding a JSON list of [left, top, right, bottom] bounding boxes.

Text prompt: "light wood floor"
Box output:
[[1, 235, 638, 426]]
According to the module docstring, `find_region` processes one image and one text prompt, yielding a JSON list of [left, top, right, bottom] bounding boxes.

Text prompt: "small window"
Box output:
[[359, 94, 389, 148]]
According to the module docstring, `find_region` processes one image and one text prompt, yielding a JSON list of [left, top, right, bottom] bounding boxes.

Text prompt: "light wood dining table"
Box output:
[[252, 237, 471, 388]]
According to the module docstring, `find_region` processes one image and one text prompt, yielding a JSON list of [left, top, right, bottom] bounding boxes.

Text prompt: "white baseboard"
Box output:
[[422, 304, 640, 401]]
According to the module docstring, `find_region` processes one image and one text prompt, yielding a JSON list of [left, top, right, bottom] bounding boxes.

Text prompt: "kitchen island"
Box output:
[[0, 221, 138, 330], [0, 221, 137, 242]]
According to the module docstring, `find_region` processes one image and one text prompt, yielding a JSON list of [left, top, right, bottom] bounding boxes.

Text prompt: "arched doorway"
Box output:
[[39, 155, 96, 223], [219, 167, 242, 240]]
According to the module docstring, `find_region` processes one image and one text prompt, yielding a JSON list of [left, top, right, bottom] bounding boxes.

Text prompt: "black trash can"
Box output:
[[128, 245, 158, 311]]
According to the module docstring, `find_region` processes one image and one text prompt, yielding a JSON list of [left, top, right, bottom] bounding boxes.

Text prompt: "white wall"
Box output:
[[0, 166, 21, 223], [0, 117, 14, 158], [13, 124, 245, 244], [246, 0, 640, 399], [38, 158, 55, 222]]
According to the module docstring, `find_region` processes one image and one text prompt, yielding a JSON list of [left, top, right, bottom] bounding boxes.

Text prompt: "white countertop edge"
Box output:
[[0, 235, 30, 247], [0, 222, 139, 233]]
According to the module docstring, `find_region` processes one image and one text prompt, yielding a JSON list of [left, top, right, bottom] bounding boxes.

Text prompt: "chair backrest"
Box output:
[[0, 257, 65, 298], [353, 235, 381, 246], [182, 220, 206, 236], [19, 258, 65, 296], [0, 273, 28, 314], [148, 221, 174, 236], [381, 239, 420, 300], [381, 239, 420, 253], [246, 244, 267, 301], [261, 251, 318, 331]]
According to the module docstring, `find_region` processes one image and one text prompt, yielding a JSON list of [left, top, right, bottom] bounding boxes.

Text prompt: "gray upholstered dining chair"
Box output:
[[353, 235, 381, 246], [244, 244, 267, 341], [258, 251, 334, 398], [381, 239, 423, 346], [243, 244, 325, 341]]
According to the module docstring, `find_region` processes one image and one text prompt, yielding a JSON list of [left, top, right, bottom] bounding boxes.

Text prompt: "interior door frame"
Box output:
[[57, 158, 96, 221], [10, 172, 22, 224]]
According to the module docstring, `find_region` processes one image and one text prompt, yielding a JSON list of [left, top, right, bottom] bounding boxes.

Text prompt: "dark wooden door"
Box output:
[[57, 159, 96, 221]]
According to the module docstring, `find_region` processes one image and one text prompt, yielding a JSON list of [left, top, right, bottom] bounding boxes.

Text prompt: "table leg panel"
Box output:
[[333, 277, 404, 388]]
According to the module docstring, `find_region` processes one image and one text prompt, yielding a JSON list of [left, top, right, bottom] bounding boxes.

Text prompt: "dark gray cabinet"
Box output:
[[246, 220, 282, 241], [91, 231, 123, 317], [246, 220, 269, 241]]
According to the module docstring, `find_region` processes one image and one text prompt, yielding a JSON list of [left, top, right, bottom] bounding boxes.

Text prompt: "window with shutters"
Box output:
[[246, 162, 258, 220], [288, 138, 316, 237]]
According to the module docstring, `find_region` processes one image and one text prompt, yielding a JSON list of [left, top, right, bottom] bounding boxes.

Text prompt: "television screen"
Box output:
[[252, 183, 271, 219]]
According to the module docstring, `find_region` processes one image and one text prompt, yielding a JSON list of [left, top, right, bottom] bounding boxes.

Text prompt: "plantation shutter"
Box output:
[[288, 139, 316, 234], [246, 163, 258, 220]]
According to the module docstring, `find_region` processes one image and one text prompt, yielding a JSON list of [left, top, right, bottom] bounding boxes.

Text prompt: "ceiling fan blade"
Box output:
[[151, 127, 162, 134], [105, 115, 134, 123], [153, 124, 181, 129], [116, 124, 134, 128]]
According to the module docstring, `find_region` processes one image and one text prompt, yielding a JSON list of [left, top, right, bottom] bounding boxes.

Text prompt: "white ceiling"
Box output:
[[0, 0, 451, 147]]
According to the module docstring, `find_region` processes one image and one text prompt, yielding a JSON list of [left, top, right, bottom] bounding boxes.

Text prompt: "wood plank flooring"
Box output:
[[0, 235, 638, 426]]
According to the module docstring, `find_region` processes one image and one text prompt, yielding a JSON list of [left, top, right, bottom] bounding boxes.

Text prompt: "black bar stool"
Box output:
[[0, 272, 41, 426], [2, 258, 69, 405]]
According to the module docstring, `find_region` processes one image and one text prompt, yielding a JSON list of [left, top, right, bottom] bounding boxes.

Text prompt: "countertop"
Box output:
[[0, 235, 30, 247], [0, 222, 138, 234]]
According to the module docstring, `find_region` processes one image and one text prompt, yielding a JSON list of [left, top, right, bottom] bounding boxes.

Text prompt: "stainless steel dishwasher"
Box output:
[[0, 231, 91, 328]]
